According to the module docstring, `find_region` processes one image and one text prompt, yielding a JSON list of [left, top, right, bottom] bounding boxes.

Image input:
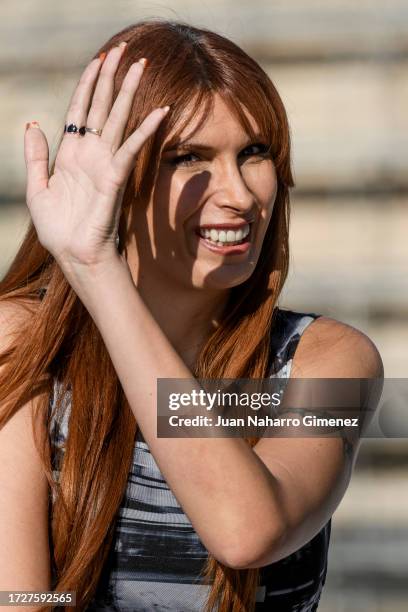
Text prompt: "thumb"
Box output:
[[24, 121, 50, 203]]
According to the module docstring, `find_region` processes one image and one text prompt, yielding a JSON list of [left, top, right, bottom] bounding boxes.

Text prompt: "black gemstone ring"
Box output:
[[64, 123, 86, 136]]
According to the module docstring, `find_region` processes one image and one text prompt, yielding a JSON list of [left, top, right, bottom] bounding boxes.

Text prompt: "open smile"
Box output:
[[195, 222, 252, 255]]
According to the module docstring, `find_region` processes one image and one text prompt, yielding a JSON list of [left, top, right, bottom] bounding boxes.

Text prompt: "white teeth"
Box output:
[[199, 223, 251, 245]]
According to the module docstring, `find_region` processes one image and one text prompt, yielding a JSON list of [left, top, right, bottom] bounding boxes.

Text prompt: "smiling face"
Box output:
[[128, 92, 278, 292]]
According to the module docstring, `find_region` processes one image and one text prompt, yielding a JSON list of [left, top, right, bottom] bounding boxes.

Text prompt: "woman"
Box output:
[[0, 19, 383, 612]]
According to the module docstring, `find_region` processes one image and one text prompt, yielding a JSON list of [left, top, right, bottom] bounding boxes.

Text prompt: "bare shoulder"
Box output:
[[291, 315, 384, 378]]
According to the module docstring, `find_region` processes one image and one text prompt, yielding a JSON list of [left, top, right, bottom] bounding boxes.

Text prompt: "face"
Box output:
[[129, 92, 278, 292]]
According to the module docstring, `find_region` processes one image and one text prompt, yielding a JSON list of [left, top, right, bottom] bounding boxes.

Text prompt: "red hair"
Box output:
[[0, 18, 294, 611]]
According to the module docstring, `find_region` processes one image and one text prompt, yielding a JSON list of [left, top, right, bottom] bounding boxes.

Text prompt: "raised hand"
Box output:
[[24, 42, 169, 271]]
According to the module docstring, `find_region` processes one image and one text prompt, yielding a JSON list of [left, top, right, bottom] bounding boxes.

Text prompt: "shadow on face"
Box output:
[[125, 93, 278, 296]]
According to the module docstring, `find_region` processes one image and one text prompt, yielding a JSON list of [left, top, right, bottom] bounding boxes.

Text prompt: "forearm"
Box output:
[[61, 256, 284, 566]]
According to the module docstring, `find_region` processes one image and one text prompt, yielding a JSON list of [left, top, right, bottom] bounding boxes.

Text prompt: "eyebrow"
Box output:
[[162, 134, 267, 153]]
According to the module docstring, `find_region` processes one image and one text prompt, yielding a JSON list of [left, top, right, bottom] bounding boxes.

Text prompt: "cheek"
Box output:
[[155, 171, 207, 228], [246, 163, 278, 209]]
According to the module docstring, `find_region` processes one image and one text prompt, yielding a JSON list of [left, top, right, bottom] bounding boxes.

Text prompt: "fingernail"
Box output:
[[99, 51, 107, 63], [162, 106, 170, 114], [139, 57, 148, 67], [118, 41, 127, 49], [26, 121, 40, 131]]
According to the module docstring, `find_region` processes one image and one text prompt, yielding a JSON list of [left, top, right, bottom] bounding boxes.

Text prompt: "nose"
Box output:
[[210, 158, 255, 215]]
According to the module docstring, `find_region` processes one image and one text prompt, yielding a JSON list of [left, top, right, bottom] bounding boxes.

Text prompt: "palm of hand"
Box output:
[[24, 42, 169, 269]]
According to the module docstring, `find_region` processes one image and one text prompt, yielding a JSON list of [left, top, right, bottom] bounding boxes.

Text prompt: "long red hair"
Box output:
[[0, 19, 294, 611]]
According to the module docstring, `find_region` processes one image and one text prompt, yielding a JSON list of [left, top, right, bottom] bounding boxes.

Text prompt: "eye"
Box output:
[[169, 153, 201, 167], [240, 143, 271, 159]]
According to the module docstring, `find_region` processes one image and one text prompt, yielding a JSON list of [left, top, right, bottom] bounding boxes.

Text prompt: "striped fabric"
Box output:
[[49, 308, 331, 611]]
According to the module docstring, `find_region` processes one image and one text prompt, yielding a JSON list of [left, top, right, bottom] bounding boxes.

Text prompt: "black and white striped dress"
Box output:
[[49, 308, 331, 611]]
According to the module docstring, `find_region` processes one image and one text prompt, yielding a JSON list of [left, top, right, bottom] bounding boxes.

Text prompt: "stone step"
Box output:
[[2, 60, 408, 198], [1, 0, 408, 67], [320, 522, 408, 611], [332, 468, 408, 527]]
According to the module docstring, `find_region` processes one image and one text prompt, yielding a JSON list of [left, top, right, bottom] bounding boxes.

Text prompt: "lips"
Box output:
[[197, 221, 250, 230], [195, 221, 252, 254]]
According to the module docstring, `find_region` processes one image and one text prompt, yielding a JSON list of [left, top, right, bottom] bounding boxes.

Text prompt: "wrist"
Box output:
[[58, 252, 133, 295]]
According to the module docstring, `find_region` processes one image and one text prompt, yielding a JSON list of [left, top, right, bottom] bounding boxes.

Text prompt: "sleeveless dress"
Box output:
[[48, 308, 331, 612]]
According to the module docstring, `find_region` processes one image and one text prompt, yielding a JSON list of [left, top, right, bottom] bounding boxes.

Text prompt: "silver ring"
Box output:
[[85, 127, 103, 137]]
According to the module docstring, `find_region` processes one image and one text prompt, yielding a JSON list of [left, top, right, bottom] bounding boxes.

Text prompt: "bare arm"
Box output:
[[0, 301, 51, 609], [62, 258, 286, 569], [61, 260, 383, 570]]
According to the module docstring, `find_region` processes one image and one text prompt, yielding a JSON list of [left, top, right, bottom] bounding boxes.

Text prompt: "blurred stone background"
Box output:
[[1, 1, 407, 610]]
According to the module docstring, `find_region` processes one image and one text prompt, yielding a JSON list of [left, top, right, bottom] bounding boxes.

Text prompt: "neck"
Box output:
[[127, 265, 230, 369]]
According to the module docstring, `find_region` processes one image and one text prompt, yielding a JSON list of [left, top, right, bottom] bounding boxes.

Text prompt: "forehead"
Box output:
[[164, 92, 260, 147]]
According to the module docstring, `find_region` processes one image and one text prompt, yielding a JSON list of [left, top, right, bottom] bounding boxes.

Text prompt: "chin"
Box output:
[[191, 262, 255, 290]]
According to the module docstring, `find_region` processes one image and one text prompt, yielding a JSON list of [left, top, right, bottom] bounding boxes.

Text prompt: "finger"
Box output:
[[112, 106, 170, 182], [101, 58, 147, 152], [86, 42, 127, 133], [24, 122, 50, 203], [63, 56, 104, 141]]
